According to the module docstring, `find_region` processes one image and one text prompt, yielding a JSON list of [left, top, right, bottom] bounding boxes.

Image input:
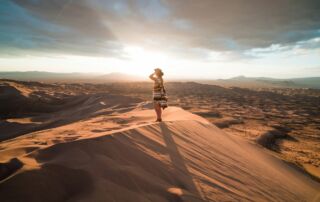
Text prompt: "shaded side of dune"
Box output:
[[0, 164, 93, 202], [0, 158, 23, 181]]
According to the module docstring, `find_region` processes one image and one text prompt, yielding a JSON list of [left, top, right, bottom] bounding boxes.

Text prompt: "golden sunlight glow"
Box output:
[[121, 46, 169, 76], [3, 44, 315, 79]]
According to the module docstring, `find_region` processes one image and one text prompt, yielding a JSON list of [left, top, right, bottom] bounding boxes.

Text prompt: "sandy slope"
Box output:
[[0, 104, 319, 201]]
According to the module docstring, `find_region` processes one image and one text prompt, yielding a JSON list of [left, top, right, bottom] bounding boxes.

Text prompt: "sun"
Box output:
[[121, 46, 169, 76]]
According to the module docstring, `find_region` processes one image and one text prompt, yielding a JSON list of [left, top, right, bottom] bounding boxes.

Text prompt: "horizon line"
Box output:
[[0, 70, 319, 80]]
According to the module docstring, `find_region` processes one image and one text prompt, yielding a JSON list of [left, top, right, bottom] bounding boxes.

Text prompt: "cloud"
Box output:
[[163, 0, 320, 50], [1, 0, 121, 56], [1, 0, 320, 58]]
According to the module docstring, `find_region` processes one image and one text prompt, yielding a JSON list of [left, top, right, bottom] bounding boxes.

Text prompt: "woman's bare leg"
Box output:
[[154, 103, 162, 121], [154, 103, 159, 119], [158, 104, 162, 120]]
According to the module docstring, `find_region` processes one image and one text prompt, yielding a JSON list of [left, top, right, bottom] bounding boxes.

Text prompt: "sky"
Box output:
[[0, 0, 320, 79]]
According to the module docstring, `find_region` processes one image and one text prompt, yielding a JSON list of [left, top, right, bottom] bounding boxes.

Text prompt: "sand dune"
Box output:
[[0, 102, 319, 201], [0, 81, 142, 141]]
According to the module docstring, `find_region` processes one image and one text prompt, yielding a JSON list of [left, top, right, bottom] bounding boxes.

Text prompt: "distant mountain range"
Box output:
[[0, 71, 319, 89], [0, 71, 145, 83], [201, 76, 320, 89]]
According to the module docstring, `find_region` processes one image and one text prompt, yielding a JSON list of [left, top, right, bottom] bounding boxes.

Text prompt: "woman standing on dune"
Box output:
[[149, 68, 168, 122]]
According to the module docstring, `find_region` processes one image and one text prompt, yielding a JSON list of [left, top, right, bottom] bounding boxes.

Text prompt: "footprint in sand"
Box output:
[[63, 137, 79, 141]]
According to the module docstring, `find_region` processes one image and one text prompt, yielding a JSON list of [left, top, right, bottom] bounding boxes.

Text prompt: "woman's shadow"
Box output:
[[159, 122, 204, 201]]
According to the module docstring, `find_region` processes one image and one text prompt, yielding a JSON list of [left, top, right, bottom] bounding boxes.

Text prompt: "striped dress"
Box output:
[[153, 78, 168, 108]]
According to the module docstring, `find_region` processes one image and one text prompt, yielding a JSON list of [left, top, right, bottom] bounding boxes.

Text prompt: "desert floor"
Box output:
[[0, 80, 319, 201]]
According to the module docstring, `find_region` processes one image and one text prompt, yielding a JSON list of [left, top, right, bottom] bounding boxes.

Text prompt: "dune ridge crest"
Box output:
[[0, 105, 319, 202]]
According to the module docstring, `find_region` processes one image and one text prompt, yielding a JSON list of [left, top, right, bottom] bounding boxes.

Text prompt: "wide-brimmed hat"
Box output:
[[154, 68, 164, 76]]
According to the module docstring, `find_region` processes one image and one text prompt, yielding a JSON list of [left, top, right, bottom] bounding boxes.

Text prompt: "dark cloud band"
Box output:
[[1, 0, 319, 57]]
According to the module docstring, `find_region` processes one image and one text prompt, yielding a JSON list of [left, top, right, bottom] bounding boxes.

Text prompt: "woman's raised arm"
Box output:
[[149, 73, 156, 81]]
